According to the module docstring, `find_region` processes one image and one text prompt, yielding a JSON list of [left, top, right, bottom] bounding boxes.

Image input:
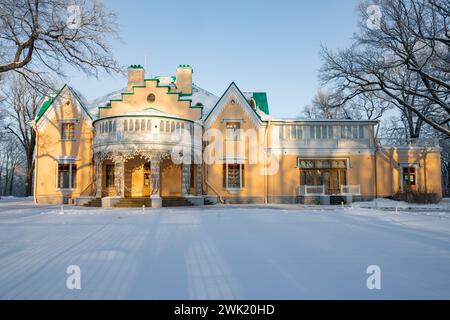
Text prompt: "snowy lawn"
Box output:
[[0, 199, 450, 300]]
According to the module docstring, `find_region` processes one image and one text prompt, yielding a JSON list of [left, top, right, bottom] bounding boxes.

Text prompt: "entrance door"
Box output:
[[131, 162, 151, 197], [329, 169, 347, 194]]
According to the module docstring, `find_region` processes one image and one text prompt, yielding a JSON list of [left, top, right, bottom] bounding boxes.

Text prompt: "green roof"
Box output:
[[36, 99, 54, 121], [35, 85, 93, 123], [128, 64, 144, 69], [252, 92, 269, 115]]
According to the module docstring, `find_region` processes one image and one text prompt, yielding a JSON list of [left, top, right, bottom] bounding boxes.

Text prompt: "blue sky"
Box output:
[[68, 0, 360, 117]]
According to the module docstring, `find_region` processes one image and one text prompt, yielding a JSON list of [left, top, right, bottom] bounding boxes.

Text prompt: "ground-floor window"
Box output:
[[58, 164, 77, 189], [223, 163, 245, 189], [298, 159, 347, 194], [402, 166, 417, 186], [105, 164, 115, 188]]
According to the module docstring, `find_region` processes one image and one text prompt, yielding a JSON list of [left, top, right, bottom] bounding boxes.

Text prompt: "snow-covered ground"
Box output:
[[0, 199, 450, 300]]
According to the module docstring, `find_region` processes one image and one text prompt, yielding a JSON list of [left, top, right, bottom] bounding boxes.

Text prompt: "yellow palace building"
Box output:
[[32, 65, 443, 207]]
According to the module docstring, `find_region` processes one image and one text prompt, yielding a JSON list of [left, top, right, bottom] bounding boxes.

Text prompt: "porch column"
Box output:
[[150, 160, 162, 208], [95, 159, 102, 198], [182, 163, 191, 196], [197, 164, 203, 195], [114, 159, 125, 197]]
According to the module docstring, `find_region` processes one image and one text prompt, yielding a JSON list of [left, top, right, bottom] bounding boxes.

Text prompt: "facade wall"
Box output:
[[376, 148, 442, 197], [35, 97, 93, 204], [99, 79, 201, 121], [33, 70, 443, 205]]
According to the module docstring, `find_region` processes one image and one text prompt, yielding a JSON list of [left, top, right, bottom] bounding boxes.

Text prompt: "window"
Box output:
[[58, 164, 77, 189], [105, 164, 115, 188], [310, 125, 331, 139], [147, 94, 156, 103], [223, 163, 245, 189], [341, 125, 365, 139], [160, 120, 165, 132], [124, 120, 128, 132], [403, 167, 416, 186], [298, 159, 347, 194], [226, 122, 240, 141], [61, 123, 75, 140]]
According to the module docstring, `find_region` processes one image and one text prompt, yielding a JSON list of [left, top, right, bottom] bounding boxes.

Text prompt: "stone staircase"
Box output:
[[114, 197, 152, 208], [162, 197, 194, 207], [84, 197, 205, 208], [330, 195, 346, 205], [83, 198, 102, 207]]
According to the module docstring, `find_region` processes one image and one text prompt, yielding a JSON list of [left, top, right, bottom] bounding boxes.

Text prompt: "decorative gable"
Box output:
[[35, 85, 93, 132], [204, 82, 265, 129]]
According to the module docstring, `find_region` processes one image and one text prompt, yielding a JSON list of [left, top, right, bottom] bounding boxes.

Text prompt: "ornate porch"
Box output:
[[89, 149, 203, 208]]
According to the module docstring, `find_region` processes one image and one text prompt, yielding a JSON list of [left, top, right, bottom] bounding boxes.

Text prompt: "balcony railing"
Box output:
[[94, 131, 201, 148], [340, 185, 361, 196], [377, 138, 440, 148], [298, 185, 326, 196]]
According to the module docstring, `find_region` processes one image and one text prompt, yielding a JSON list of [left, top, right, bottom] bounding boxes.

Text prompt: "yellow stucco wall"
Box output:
[[35, 96, 93, 204], [376, 148, 442, 197]]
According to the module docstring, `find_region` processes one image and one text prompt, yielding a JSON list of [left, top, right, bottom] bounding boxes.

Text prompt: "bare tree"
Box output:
[[302, 90, 391, 120], [0, 74, 46, 196], [0, 138, 25, 197], [320, 0, 450, 136], [0, 0, 122, 88]]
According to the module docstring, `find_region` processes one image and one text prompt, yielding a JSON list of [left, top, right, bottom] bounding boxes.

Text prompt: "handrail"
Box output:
[[340, 185, 361, 196], [205, 166, 223, 204], [298, 185, 326, 196]]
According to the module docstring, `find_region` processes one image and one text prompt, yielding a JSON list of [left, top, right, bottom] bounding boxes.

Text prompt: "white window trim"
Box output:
[[224, 162, 244, 191], [225, 121, 242, 142], [56, 161, 77, 190], [399, 163, 420, 190], [60, 122, 77, 141]]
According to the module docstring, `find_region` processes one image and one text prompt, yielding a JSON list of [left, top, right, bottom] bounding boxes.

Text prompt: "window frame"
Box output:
[[57, 163, 77, 190], [223, 163, 245, 190], [226, 122, 241, 141], [61, 122, 76, 141]]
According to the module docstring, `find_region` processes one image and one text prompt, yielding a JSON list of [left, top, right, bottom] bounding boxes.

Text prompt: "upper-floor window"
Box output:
[[310, 125, 331, 139], [341, 125, 365, 139], [61, 123, 75, 140], [226, 122, 240, 141]]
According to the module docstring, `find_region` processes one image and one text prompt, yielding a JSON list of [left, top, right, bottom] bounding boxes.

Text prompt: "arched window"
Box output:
[[250, 98, 257, 110]]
